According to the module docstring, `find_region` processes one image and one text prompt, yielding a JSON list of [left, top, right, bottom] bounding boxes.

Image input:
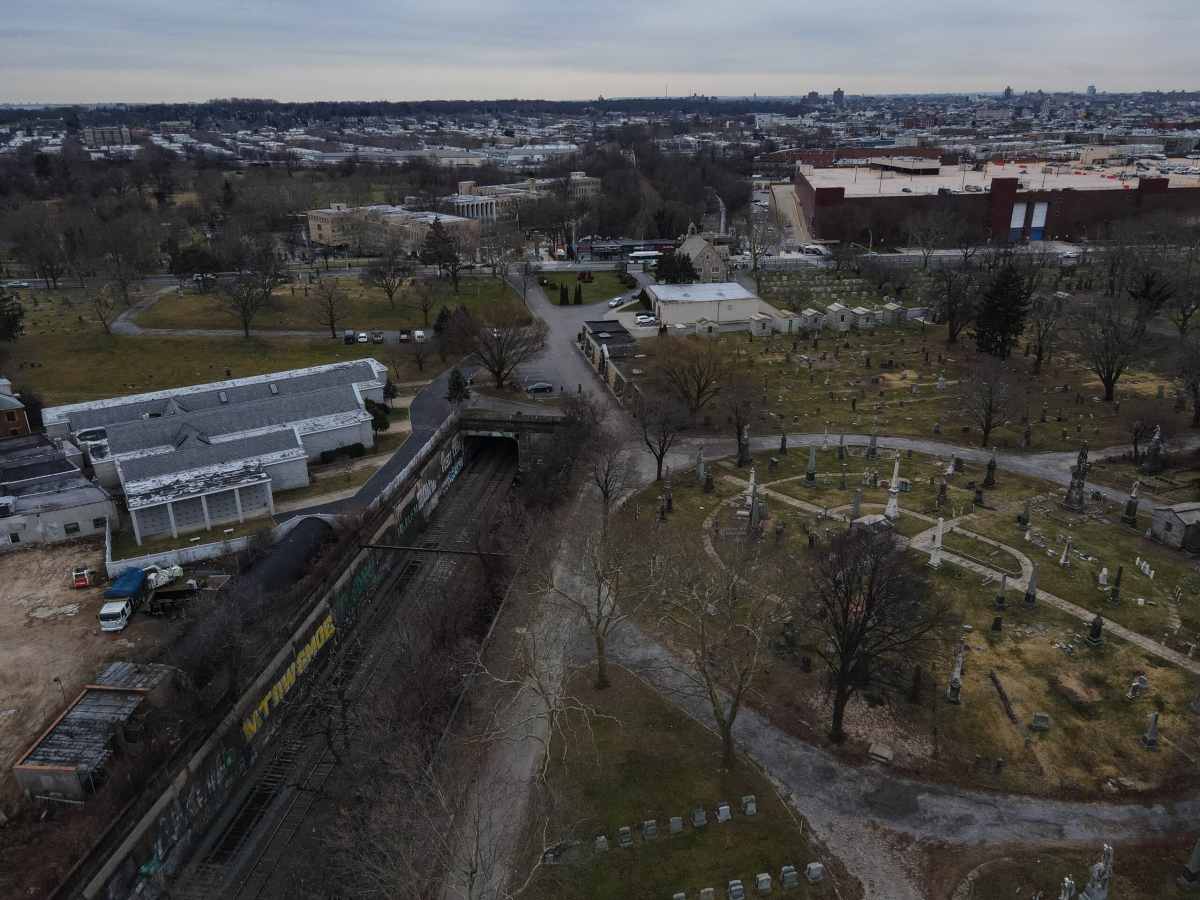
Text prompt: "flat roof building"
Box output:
[[43, 360, 386, 546], [0, 434, 115, 549]]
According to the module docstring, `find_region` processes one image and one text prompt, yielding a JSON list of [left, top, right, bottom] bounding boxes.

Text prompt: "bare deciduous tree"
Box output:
[[656, 337, 728, 416], [456, 307, 548, 389], [1073, 293, 1157, 402], [803, 528, 947, 743], [219, 237, 284, 337], [656, 539, 776, 769], [1027, 291, 1065, 374], [309, 278, 348, 339], [933, 266, 977, 344], [362, 234, 413, 309], [638, 399, 685, 482], [963, 357, 1013, 447], [92, 283, 119, 336], [905, 207, 955, 270]]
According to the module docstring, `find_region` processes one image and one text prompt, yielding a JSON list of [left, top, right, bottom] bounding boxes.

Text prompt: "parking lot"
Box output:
[[0, 541, 184, 810]]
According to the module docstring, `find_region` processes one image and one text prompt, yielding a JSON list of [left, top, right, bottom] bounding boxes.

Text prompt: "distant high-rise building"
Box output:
[[1087, 84, 1097, 96], [833, 88, 845, 108], [1003, 85, 1014, 99], [807, 91, 820, 101]]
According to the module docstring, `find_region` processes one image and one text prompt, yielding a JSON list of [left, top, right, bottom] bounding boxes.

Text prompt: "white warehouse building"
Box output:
[[42, 360, 387, 545]]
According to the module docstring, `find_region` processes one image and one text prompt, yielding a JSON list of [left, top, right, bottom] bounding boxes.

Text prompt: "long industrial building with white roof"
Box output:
[[42, 359, 388, 546]]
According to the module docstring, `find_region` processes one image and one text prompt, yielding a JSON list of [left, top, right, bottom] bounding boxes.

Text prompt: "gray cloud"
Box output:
[[1, 0, 1196, 103]]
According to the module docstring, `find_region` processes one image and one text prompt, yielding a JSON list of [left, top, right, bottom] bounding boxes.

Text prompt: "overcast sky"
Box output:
[[3, 0, 1196, 104]]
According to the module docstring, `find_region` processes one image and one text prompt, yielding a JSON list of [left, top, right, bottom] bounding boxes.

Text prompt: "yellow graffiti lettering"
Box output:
[[241, 614, 337, 743]]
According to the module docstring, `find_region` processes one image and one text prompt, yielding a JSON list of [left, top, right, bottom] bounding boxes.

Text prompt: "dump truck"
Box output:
[[99, 568, 148, 632]]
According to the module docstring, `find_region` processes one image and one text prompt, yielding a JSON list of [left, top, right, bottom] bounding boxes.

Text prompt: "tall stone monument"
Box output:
[[1062, 442, 1090, 512], [884, 456, 901, 521], [1080, 843, 1113, 900], [1120, 480, 1140, 526]]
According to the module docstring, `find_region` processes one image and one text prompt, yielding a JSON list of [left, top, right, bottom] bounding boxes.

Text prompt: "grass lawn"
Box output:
[[620, 471, 1198, 799], [134, 275, 527, 331], [0, 333, 427, 405], [537, 271, 630, 307], [523, 667, 837, 900], [1087, 447, 1200, 504], [273, 466, 377, 507], [959, 844, 1195, 900], [109, 515, 274, 561], [966, 504, 1200, 638], [651, 323, 1192, 452]]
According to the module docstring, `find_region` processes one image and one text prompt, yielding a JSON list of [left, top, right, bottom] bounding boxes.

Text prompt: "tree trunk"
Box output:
[[720, 722, 737, 770], [1102, 378, 1116, 402], [594, 634, 609, 690], [329, 320, 337, 339], [830, 682, 850, 743], [1192, 399, 1200, 428], [242, 318, 251, 338], [1032, 346, 1044, 374]]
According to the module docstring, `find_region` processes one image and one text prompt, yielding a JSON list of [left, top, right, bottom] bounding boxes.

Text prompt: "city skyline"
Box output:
[[3, 0, 1197, 104]]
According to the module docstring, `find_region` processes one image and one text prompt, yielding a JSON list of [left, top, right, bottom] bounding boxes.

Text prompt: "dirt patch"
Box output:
[[0, 540, 183, 812]]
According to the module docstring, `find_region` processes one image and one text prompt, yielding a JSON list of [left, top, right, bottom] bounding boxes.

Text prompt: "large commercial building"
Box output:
[[791, 159, 1200, 244], [43, 360, 387, 546], [306, 204, 480, 255], [442, 172, 601, 222], [81, 125, 132, 147]]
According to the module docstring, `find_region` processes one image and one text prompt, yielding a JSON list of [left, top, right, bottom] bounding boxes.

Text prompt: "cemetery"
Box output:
[[625, 446, 1200, 800], [948, 839, 1200, 900], [523, 667, 837, 900], [675, 319, 1192, 454]]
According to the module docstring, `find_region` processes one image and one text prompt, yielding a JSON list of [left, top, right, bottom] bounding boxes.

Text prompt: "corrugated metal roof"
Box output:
[[118, 429, 302, 483], [45, 359, 384, 432], [106, 384, 365, 455]]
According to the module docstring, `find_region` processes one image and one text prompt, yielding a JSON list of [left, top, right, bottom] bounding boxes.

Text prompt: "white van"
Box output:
[[99, 600, 133, 632], [413, 329, 427, 343]]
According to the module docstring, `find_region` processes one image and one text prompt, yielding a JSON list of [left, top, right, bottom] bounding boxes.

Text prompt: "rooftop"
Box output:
[[648, 283, 757, 303], [43, 359, 386, 433], [799, 162, 1200, 197]]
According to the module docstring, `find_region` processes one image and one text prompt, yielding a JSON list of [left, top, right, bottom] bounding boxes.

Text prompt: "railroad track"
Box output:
[[168, 446, 516, 900]]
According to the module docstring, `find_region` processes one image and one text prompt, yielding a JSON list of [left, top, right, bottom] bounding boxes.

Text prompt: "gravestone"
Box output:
[[1031, 711, 1052, 731], [1017, 498, 1031, 530], [716, 802, 733, 823], [674, 894, 686, 900], [851, 490, 862, 519], [741, 794, 757, 816], [995, 573, 1008, 610], [1142, 711, 1160, 750], [1024, 563, 1039, 607], [755, 873, 772, 894], [1109, 565, 1123, 606], [973, 486, 985, 506], [1127, 674, 1149, 700], [805, 445, 817, 483], [700, 889, 716, 900], [1081, 843, 1113, 900], [1086, 615, 1105, 647], [1121, 481, 1140, 526], [669, 815, 683, 835], [780, 865, 801, 889], [1060, 875, 1077, 900], [928, 517, 945, 569], [805, 863, 826, 883], [991, 615, 1003, 633], [617, 826, 633, 848], [692, 807, 708, 828], [696, 447, 706, 485], [946, 642, 966, 703], [984, 451, 997, 488], [642, 819, 658, 840], [594, 834, 609, 852], [704, 470, 715, 494], [1063, 442, 1090, 512], [728, 879, 746, 900]]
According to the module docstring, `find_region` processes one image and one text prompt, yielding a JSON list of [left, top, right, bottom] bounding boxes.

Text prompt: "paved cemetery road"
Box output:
[[611, 623, 1200, 900]]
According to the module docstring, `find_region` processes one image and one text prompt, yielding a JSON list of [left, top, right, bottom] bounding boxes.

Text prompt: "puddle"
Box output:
[[28, 604, 81, 619]]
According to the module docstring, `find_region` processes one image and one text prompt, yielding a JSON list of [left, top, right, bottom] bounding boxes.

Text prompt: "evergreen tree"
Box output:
[[974, 265, 1030, 359], [433, 306, 452, 337], [419, 218, 462, 291], [574, 283, 583, 305], [655, 250, 699, 284], [446, 368, 471, 405], [0, 292, 25, 343]]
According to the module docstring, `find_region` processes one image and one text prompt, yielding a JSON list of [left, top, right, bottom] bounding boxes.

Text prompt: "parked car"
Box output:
[[370, 330, 385, 344], [413, 329, 427, 343], [608, 296, 625, 308], [398, 329, 412, 343], [5, 280, 30, 289], [635, 314, 657, 326], [356, 331, 369, 343], [525, 382, 554, 394], [343, 329, 355, 345]]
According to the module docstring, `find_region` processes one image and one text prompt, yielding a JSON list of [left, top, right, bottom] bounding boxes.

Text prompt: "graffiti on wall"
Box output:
[[241, 614, 336, 742]]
